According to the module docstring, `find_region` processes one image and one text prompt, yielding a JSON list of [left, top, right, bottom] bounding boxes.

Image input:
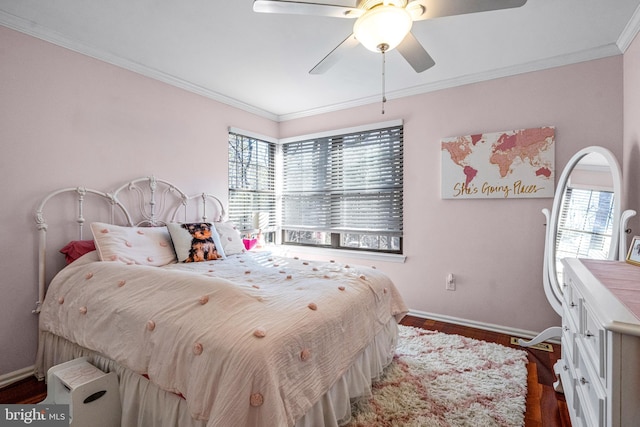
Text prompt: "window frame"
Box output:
[[228, 120, 404, 256], [279, 120, 404, 254], [227, 129, 277, 243]]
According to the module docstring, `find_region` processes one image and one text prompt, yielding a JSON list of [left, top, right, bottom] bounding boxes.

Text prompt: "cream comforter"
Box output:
[[38, 252, 407, 427]]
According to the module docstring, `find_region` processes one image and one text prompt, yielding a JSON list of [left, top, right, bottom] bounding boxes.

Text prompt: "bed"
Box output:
[[34, 176, 408, 427]]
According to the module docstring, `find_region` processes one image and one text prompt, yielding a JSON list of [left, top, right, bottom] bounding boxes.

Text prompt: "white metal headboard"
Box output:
[[34, 176, 226, 314]]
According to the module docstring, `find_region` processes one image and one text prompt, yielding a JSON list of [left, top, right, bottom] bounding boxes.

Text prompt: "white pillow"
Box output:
[[90, 222, 177, 266], [213, 221, 246, 255], [167, 222, 226, 262]]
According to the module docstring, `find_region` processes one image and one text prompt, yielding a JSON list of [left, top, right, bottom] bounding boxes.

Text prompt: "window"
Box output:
[[228, 131, 276, 243], [281, 124, 403, 253], [555, 186, 614, 277]]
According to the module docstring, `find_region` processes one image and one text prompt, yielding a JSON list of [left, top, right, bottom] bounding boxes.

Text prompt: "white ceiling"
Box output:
[[2, 1, 640, 121]]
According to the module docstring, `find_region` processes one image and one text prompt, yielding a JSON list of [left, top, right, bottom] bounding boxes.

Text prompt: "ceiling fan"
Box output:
[[253, 0, 528, 74]]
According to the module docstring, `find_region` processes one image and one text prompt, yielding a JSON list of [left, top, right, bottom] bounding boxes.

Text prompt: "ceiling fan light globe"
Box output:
[[353, 5, 413, 53]]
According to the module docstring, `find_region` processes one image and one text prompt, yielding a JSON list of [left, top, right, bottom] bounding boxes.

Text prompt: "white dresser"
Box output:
[[556, 258, 640, 427]]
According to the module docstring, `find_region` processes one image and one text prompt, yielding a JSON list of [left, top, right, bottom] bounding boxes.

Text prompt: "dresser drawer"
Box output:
[[575, 340, 607, 427], [581, 300, 606, 379], [562, 306, 577, 364], [558, 346, 578, 413], [564, 275, 582, 331], [560, 258, 640, 427], [563, 273, 574, 305]]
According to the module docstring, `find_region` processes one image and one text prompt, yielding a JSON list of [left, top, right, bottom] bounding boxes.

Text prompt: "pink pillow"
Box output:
[[243, 238, 258, 251], [60, 240, 96, 264]]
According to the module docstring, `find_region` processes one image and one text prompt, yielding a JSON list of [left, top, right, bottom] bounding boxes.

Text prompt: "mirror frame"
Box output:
[[543, 146, 624, 316], [520, 146, 635, 348]]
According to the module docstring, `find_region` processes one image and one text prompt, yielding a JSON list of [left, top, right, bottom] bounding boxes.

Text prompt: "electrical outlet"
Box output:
[[446, 273, 455, 291]]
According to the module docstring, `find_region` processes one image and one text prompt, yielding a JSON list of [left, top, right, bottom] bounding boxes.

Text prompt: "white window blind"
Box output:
[[556, 187, 614, 262], [228, 132, 276, 232], [281, 125, 403, 239]]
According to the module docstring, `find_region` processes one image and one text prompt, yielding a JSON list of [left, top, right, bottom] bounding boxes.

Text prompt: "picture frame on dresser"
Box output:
[[626, 235, 640, 266]]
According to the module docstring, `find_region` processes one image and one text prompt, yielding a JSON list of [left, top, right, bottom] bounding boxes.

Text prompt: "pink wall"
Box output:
[[624, 33, 640, 235], [0, 24, 630, 377], [280, 57, 624, 334], [0, 26, 277, 376]]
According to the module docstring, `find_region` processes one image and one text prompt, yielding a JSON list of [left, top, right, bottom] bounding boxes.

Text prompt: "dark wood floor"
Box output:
[[0, 315, 570, 426], [0, 375, 46, 404]]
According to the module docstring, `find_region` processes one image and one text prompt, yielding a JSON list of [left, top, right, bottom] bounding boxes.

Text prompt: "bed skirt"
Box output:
[[35, 318, 398, 427]]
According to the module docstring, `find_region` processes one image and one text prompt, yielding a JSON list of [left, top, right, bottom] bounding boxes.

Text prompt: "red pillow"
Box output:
[[60, 240, 96, 264]]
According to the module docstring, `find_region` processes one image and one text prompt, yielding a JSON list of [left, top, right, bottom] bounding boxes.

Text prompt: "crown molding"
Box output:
[[0, 11, 279, 121], [618, 4, 640, 53], [2, 8, 635, 123], [277, 43, 623, 121]]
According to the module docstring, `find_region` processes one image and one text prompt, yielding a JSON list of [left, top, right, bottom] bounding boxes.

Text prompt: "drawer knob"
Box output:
[[585, 330, 594, 338], [563, 326, 570, 331], [580, 377, 588, 385], [570, 302, 576, 308], [563, 365, 568, 371]]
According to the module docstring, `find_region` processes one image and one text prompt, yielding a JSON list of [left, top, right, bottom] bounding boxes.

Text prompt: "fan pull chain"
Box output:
[[380, 44, 388, 114]]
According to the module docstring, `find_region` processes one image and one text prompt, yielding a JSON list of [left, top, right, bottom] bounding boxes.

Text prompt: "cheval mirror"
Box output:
[[519, 146, 636, 347]]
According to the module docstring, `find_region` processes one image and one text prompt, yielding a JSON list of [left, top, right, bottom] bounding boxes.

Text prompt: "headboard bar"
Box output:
[[34, 187, 125, 314], [113, 176, 189, 227], [170, 193, 226, 223], [34, 176, 227, 314]]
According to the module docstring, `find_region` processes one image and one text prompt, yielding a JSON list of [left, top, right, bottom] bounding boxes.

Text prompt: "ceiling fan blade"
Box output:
[[253, 1, 362, 18], [310, 34, 360, 74], [397, 32, 435, 73], [410, 0, 527, 21]]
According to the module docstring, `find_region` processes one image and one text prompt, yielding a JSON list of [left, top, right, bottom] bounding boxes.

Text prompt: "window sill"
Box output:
[[264, 244, 406, 264]]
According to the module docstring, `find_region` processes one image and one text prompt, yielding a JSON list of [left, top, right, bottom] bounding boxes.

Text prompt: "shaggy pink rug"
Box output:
[[346, 325, 528, 426]]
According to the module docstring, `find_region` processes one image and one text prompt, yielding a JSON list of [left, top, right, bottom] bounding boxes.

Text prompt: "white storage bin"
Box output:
[[41, 357, 121, 427]]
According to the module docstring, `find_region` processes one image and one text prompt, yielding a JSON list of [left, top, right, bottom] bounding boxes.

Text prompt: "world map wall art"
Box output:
[[441, 127, 555, 199]]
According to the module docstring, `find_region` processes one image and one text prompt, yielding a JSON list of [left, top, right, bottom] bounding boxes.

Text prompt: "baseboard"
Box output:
[[408, 309, 562, 345], [0, 365, 36, 389]]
